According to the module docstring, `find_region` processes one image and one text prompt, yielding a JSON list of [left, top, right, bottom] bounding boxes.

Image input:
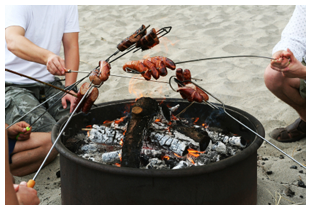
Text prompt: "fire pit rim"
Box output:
[[52, 98, 264, 178]]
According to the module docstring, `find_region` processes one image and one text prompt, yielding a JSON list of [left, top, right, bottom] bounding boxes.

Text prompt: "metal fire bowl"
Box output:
[[52, 98, 264, 205]]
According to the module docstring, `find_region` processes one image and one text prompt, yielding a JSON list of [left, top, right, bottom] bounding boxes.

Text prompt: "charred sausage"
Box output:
[[153, 56, 176, 70], [72, 82, 90, 112], [89, 69, 102, 85], [82, 87, 99, 113], [143, 59, 159, 79], [99, 60, 111, 82], [117, 25, 147, 51], [136, 28, 159, 50]]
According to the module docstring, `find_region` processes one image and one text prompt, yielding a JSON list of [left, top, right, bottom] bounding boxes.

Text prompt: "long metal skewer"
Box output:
[[28, 84, 95, 186], [175, 55, 275, 65], [170, 77, 306, 169], [6, 74, 89, 130], [5, 69, 78, 97]]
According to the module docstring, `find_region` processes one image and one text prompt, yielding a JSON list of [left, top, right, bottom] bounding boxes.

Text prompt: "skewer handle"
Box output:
[[27, 179, 36, 188], [16, 127, 30, 140]]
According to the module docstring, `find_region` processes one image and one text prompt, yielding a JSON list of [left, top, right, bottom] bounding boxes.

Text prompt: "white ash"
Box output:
[[228, 136, 246, 148], [102, 150, 121, 164], [146, 158, 169, 170], [149, 132, 188, 156], [212, 141, 227, 155], [172, 161, 189, 169], [89, 125, 124, 145], [169, 104, 180, 112], [173, 131, 200, 148]]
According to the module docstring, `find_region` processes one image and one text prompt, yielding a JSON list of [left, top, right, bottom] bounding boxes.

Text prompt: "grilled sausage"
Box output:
[[148, 57, 167, 76], [183, 69, 191, 83], [99, 60, 111, 82], [143, 59, 159, 79], [123, 60, 148, 73], [117, 25, 147, 51], [153, 56, 176, 70], [136, 28, 159, 50], [72, 82, 90, 112], [89, 69, 102, 85], [82, 87, 99, 113]]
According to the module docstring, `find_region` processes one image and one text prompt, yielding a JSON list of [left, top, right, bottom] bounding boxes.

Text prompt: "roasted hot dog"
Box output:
[[99, 60, 111, 82], [89, 69, 102, 85], [72, 82, 90, 112], [117, 25, 147, 51], [82, 87, 99, 113]]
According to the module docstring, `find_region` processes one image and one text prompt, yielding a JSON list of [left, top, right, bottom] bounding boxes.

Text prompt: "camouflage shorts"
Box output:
[[5, 78, 72, 132]]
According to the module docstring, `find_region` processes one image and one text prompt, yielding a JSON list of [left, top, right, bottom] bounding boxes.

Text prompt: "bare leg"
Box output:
[[10, 132, 58, 177], [264, 65, 306, 121]]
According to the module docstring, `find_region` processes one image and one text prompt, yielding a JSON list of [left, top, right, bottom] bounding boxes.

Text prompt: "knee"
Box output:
[[41, 136, 58, 160], [264, 65, 283, 92]]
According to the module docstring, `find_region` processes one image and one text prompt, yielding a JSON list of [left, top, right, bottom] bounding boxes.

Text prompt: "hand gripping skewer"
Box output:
[[170, 77, 306, 169], [27, 84, 95, 188]]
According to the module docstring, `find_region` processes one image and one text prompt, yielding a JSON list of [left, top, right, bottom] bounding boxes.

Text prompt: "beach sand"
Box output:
[[13, 5, 306, 205]]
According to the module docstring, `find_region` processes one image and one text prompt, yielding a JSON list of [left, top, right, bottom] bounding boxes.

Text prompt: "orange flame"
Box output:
[[193, 117, 199, 124], [114, 116, 126, 124], [115, 163, 121, 167], [86, 125, 92, 128], [162, 155, 170, 160], [174, 153, 182, 158], [187, 148, 204, 158], [187, 156, 195, 164], [154, 118, 161, 123]]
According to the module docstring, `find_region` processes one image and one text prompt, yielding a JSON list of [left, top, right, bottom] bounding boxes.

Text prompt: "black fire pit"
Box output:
[[52, 98, 264, 205]]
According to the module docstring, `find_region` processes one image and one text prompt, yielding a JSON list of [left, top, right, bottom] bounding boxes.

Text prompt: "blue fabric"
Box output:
[[8, 137, 17, 164]]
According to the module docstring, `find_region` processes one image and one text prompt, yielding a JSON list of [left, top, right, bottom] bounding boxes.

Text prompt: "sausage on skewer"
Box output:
[[82, 87, 99, 113], [176, 68, 209, 103], [117, 25, 147, 51], [89, 69, 102, 85], [72, 82, 90, 112], [99, 60, 111, 82], [136, 28, 159, 50]]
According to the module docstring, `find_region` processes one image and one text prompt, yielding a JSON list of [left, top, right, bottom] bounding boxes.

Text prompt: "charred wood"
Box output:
[[121, 97, 159, 168]]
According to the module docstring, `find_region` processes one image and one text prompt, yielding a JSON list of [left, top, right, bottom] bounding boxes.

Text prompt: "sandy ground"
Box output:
[[13, 5, 306, 205]]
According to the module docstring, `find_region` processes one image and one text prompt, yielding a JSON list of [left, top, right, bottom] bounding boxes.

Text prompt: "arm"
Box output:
[[61, 32, 80, 113], [5, 129, 40, 205], [5, 25, 66, 75]]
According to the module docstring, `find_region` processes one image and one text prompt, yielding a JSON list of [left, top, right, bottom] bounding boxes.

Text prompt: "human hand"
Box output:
[[7, 121, 31, 141], [270, 48, 305, 78], [15, 181, 40, 205], [46, 53, 66, 75], [61, 91, 78, 113]]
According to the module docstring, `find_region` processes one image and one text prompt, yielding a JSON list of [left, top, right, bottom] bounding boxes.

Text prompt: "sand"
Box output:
[[12, 5, 306, 205]]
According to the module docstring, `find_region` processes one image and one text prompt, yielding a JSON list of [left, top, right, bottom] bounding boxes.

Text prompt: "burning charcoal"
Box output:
[[164, 158, 180, 169], [196, 154, 211, 166], [146, 158, 169, 169], [228, 136, 246, 148], [172, 122, 211, 151], [211, 142, 227, 155], [80, 143, 98, 152], [88, 125, 124, 145], [172, 160, 189, 169], [149, 132, 189, 156], [102, 150, 121, 164]]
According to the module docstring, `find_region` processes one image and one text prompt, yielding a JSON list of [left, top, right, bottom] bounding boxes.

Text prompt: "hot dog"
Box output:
[[72, 82, 90, 112], [82, 87, 99, 113], [89, 69, 102, 85], [143, 59, 159, 79], [117, 25, 147, 51], [99, 60, 111, 82], [136, 28, 159, 50]]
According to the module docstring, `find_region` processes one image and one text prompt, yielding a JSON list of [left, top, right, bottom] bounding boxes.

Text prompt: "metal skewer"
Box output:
[[27, 84, 95, 188], [5, 69, 78, 97], [169, 77, 306, 169], [175, 55, 276, 65]]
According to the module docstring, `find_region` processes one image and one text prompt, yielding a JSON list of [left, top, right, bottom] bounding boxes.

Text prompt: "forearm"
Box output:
[[6, 31, 53, 66]]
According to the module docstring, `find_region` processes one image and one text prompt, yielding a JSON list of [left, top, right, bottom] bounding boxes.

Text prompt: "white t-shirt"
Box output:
[[5, 5, 80, 84], [272, 5, 306, 63]]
